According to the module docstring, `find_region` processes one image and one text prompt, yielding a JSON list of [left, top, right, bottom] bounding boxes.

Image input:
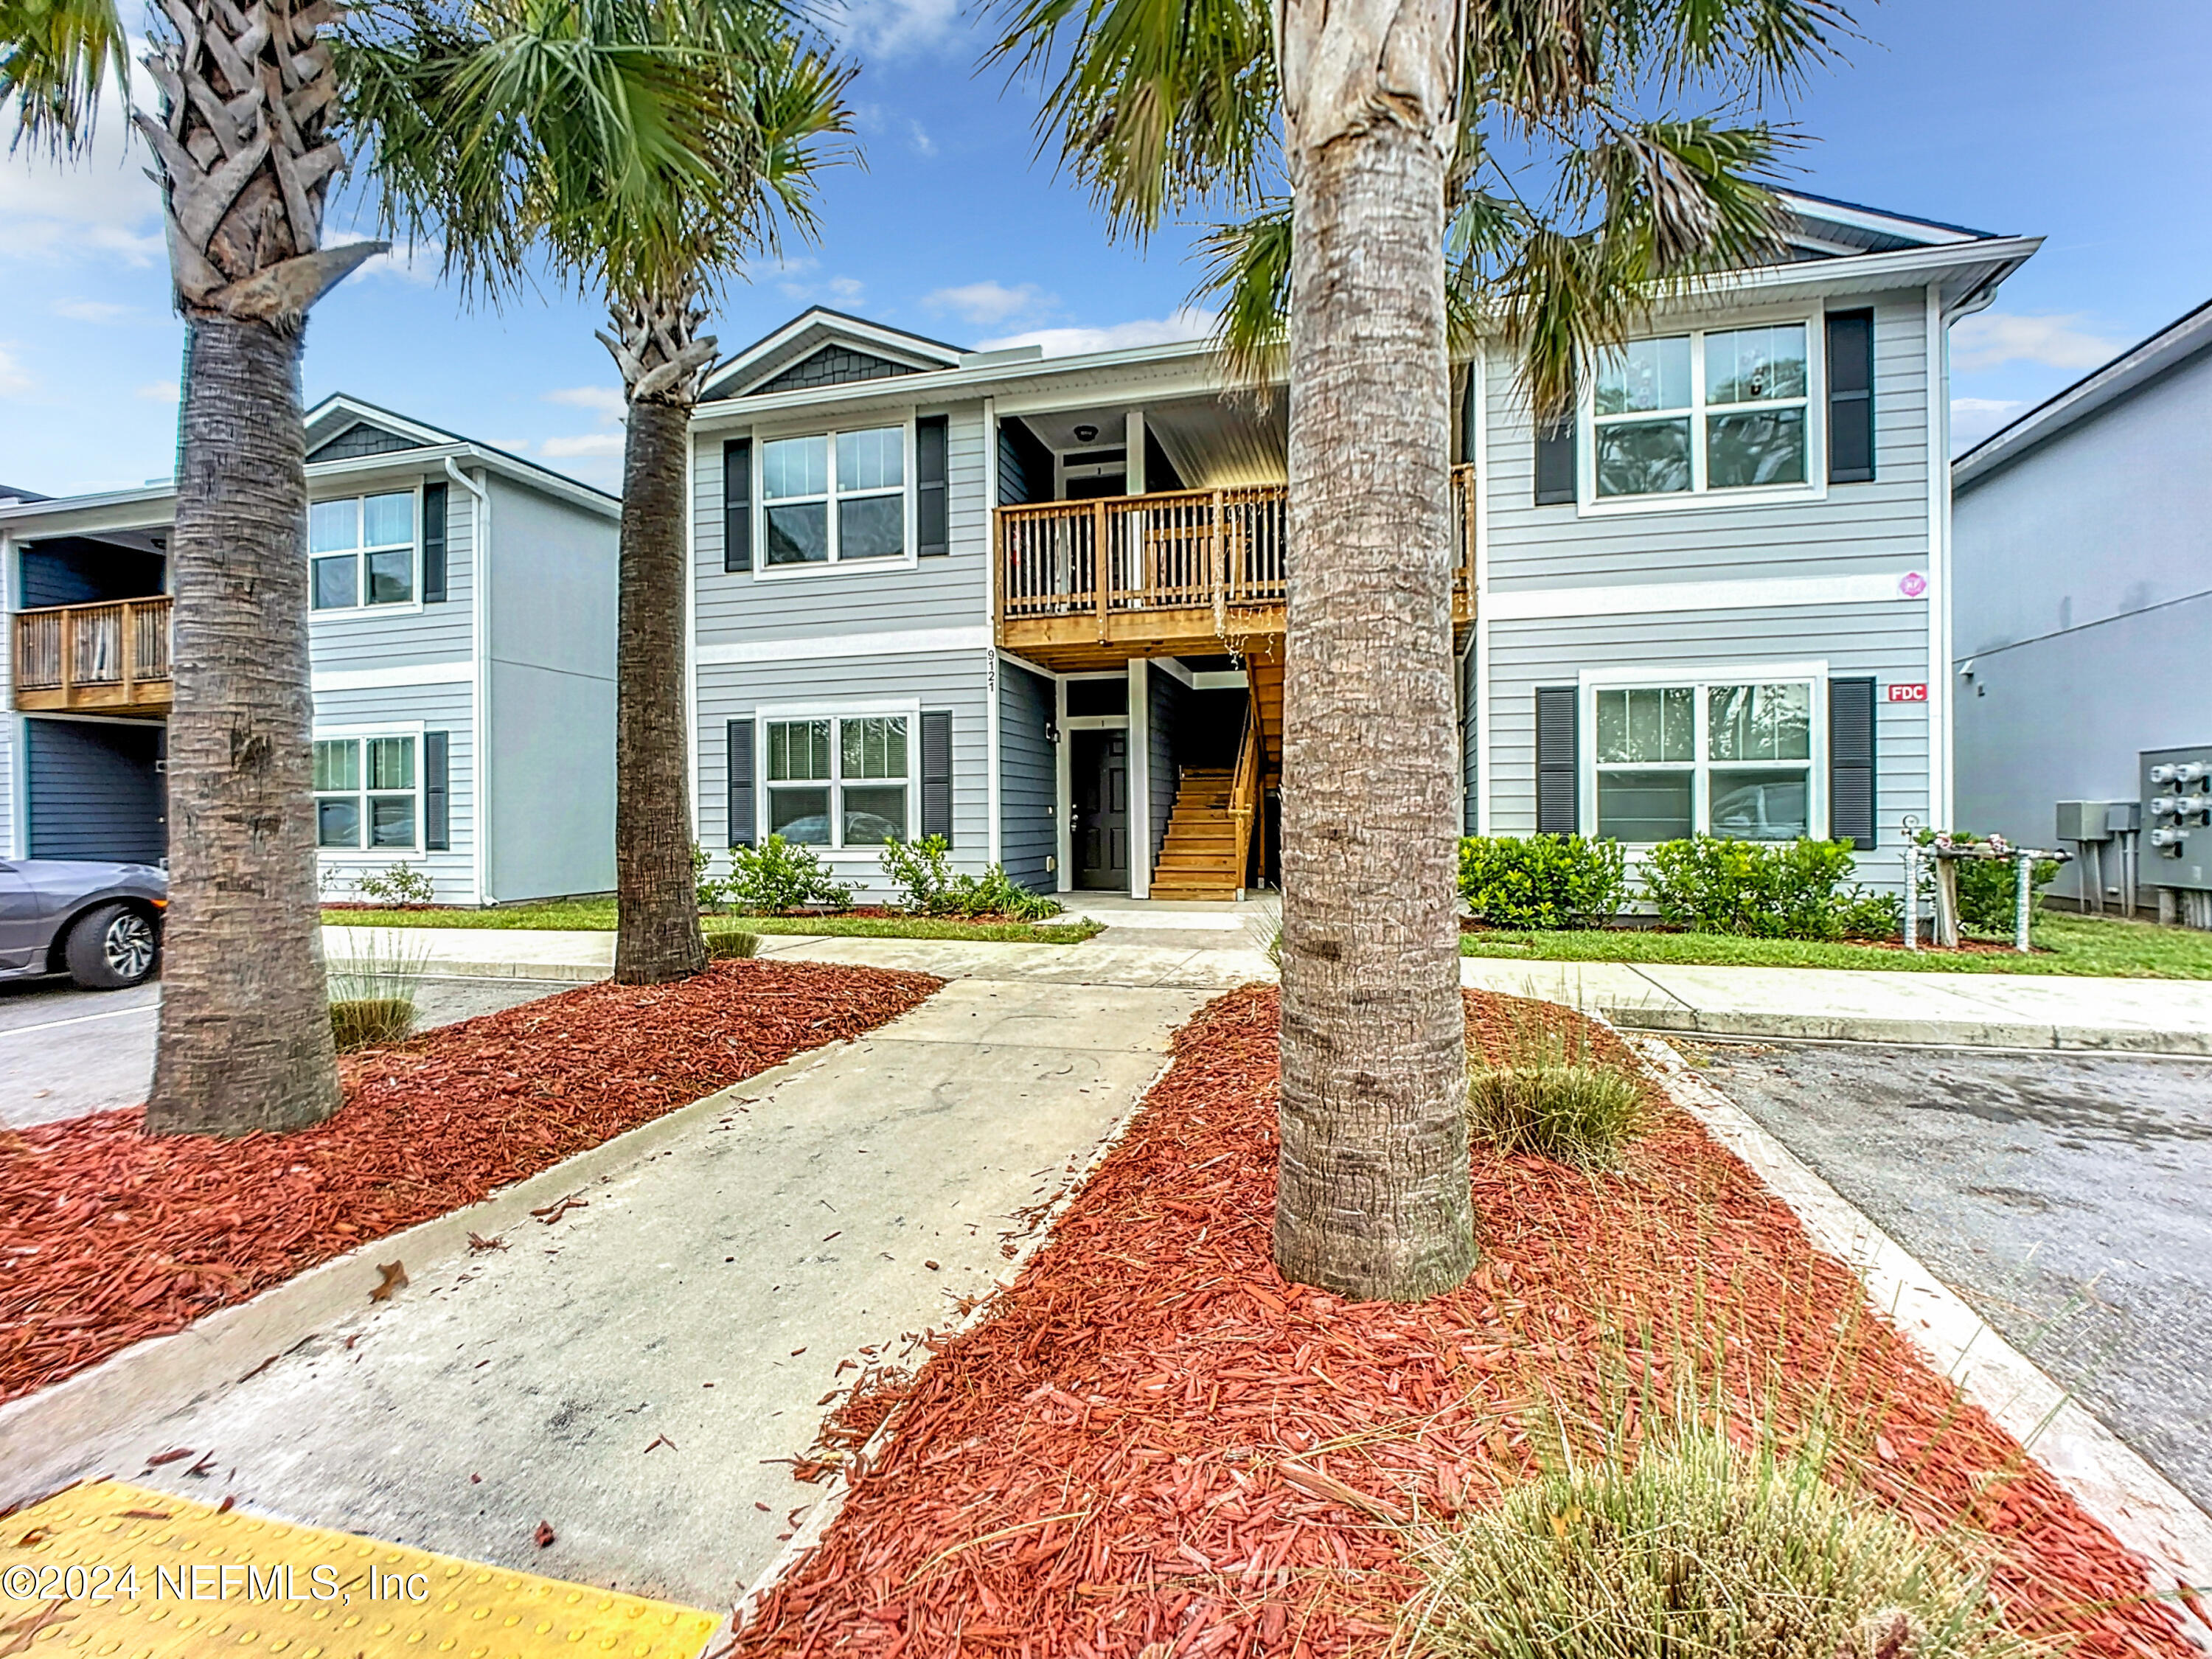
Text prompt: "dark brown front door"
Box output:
[[1072, 729, 1130, 891]]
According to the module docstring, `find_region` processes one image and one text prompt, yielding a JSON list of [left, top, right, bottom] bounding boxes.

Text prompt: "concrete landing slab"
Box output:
[[24, 978, 1205, 1615]]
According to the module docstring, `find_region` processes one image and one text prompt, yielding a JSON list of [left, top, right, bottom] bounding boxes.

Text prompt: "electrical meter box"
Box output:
[[2055, 801, 2123, 841], [2140, 745, 2212, 893]]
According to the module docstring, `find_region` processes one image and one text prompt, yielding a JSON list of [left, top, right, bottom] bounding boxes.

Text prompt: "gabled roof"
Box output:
[[1953, 296, 2212, 490], [1775, 190, 1990, 258], [699, 307, 967, 401], [303, 394, 463, 460], [0, 484, 48, 505]]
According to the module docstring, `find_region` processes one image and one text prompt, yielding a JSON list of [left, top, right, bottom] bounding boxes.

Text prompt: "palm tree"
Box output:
[[7, 0, 391, 1135], [990, 0, 1847, 1300], [339, 0, 852, 985]]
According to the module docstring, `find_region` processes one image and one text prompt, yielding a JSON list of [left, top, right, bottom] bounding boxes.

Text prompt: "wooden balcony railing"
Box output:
[[994, 467, 1475, 666], [12, 595, 173, 714]]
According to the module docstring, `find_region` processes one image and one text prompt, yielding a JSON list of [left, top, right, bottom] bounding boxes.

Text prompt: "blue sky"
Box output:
[[4, 0, 2208, 496]]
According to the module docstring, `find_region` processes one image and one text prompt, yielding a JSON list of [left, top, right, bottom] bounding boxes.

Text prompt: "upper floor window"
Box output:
[[1593, 680, 1815, 843], [763, 714, 910, 846], [1592, 324, 1810, 501], [314, 733, 418, 850], [310, 491, 415, 608], [760, 426, 907, 567]]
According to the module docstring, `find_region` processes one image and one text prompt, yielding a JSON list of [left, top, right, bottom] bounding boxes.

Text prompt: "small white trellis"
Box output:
[[1900, 820, 2071, 953]]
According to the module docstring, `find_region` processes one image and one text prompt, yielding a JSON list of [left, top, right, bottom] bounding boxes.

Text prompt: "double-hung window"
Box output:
[[760, 426, 907, 566], [1591, 323, 1812, 501], [314, 734, 419, 850], [1593, 681, 1815, 842], [310, 491, 417, 608], [764, 715, 911, 846]]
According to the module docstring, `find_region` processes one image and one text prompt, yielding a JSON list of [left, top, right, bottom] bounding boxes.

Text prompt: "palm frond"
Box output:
[[1197, 201, 1289, 388], [1, 0, 128, 154]]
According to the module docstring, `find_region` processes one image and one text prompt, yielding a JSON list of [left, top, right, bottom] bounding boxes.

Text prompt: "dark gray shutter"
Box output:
[[920, 709, 953, 842], [1535, 686, 1579, 834], [423, 730, 450, 850], [1534, 419, 1576, 506], [421, 481, 448, 602], [1828, 677, 1877, 848], [917, 415, 949, 557], [726, 718, 755, 846], [1826, 310, 1875, 484], [723, 439, 752, 572]]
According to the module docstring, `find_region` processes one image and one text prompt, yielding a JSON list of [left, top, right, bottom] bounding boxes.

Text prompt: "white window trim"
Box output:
[[312, 720, 428, 861], [1576, 311, 1829, 517], [754, 700, 920, 860], [751, 417, 919, 580], [308, 484, 426, 614], [1576, 663, 1829, 845]]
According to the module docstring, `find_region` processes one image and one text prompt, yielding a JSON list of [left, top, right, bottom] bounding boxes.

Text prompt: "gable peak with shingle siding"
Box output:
[[751, 343, 922, 396], [308, 420, 425, 462]]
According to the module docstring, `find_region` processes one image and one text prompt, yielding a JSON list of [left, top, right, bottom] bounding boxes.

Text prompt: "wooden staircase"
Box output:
[[1248, 652, 1283, 771], [1149, 768, 1245, 900]]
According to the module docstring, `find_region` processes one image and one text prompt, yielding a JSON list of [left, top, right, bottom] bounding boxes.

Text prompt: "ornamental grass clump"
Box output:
[[1467, 1000, 1647, 1170], [1412, 1429, 2030, 1659], [704, 924, 760, 959], [327, 933, 431, 1052]]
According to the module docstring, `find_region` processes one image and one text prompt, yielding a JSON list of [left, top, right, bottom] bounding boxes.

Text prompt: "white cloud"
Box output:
[[925, 280, 1050, 327], [1951, 312, 2124, 375], [0, 345, 34, 397], [827, 276, 866, 303], [979, 307, 1218, 358], [133, 380, 179, 403], [1950, 396, 2027, 453], [55, 298, 137, 323], [540, 433, 628, 459], [544, 385, 628, 421], [831, 0, 961, 55], [908, 119, 936, 159], [0, 58, 164, 264]]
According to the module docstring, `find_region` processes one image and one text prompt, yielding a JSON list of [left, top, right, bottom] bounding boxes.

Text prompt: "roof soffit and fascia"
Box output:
[[700, 307, 967, 401], [303, 394, 459, 450], [1952, 298, 2212, 490]]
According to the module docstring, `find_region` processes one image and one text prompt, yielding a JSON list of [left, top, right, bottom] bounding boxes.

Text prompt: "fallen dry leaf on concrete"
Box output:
[[369, 1261, 408, 1302]]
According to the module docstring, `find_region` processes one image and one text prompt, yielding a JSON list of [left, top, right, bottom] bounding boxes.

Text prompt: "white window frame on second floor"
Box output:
[[313, 721, 426, 859], [1578, 663, 1830, 846], [752, 417, 918, 579], [755, 698, 921, 858], [1576, 310, 1828, 517], [309, 487, 422, 613]]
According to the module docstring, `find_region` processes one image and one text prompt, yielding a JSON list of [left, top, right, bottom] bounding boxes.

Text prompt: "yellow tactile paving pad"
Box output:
[[0, 1481, 723, 1658]]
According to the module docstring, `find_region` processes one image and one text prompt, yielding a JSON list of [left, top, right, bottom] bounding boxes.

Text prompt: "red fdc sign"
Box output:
[[1888, 684, 1929, 703]]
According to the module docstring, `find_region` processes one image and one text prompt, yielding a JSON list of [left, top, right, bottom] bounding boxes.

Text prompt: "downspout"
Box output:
[[984, 397, 1003, 868], [446, 457, 491, 904]]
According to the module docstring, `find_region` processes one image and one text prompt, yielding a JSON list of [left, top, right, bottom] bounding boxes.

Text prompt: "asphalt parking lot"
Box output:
[[0, 974, 584, 1129], [1687, 1038, 2212, 1513]]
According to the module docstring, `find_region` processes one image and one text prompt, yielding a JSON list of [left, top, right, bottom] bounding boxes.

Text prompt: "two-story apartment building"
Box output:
[[686, 194, 2037, 903], [1, 397, 621, 905]]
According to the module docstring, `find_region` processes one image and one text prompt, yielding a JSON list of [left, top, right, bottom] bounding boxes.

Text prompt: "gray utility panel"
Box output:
[[2142, 746, 2212, 893]]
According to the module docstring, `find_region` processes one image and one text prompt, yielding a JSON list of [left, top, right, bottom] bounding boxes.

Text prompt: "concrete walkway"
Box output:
[[325, 922, 2212, 1054], [13, 975, 1206, 1612]]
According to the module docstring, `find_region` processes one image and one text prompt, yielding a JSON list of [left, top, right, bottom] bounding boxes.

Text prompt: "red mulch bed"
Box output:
[[0, 959, 939, 1405], [740, 987, 2196, 1659]]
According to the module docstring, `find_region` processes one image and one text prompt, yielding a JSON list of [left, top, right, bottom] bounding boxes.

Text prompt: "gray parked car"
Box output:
[[0, 859, 167, 990]]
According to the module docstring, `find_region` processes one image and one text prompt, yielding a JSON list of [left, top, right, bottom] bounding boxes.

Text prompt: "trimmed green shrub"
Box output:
[[703, 924, 760, 959], [958, 865, 1062, 922], [879, 837, 1061, 921], [693, 843, 731, 914], [352, 863, 437, 907], [726, 835, 858, 915], [1458, 835, 1629, 930], [1415, 1430, 2028, 1659], [1916, 831, 2060, 933], [1643, 836, 1898, 940]]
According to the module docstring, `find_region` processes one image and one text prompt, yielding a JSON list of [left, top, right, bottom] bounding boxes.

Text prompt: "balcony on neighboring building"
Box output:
[[12, 596, 173, 716]]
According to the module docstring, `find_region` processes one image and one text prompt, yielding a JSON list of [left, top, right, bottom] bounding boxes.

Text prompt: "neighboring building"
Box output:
[[1952, 300, 2212, 909], [688, 195, 2036, 902], [0, 397, 621, 904]]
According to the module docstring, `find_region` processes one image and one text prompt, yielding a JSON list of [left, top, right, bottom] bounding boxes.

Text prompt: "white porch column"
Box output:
[[1124, 410, 1146, 494], [1127, 657, 1150, 898]]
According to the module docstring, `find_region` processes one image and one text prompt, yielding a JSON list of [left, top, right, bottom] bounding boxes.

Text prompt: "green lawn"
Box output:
[[325, 900, 1103, 945], [1459, 912, 2212, 978]]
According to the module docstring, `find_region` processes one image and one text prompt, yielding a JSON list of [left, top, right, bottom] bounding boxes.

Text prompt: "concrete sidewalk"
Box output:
[[326, 922, 2212, 1054], [12, 975, 1207, 1611]]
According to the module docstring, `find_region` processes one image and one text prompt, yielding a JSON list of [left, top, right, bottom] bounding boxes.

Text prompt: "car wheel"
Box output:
[[64, 902, 159, 990]]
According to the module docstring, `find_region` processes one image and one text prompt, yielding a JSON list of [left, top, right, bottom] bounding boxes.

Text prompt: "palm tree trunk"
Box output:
[[613, 395, 708, 984], [1272, 0, 1475, 1301], [145, 315, 343, 1136]]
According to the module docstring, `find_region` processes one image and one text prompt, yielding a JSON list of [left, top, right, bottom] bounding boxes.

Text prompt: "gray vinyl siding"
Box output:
[[312, 682, 477, 905], [693, 400, 990, 642], [23, 716, 164, 863], [998, 658, 1057, 892], [1146, 664, 1188, 883], [1483, 291, 1933, 595], [1484, 602, 1931, 888], [307, 468, 476, 678], [483, 476, 618, 901], [0, 717, 13, 861], [695, 649, 991, 901]]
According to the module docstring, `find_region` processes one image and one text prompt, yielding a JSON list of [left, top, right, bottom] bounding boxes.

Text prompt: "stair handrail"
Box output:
[[1226, 697, 1263, 896]]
